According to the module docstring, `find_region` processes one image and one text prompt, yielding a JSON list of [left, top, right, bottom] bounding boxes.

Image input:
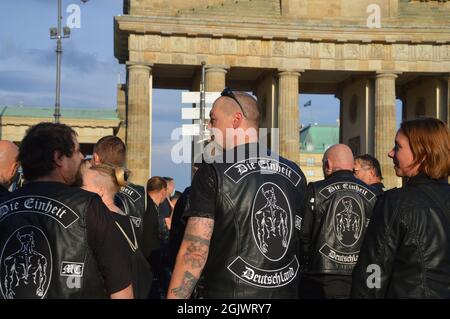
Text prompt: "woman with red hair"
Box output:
[[352, 117, 450, 298]]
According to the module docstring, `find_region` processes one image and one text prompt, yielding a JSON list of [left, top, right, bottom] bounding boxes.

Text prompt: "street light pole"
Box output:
[[54, 0, 62, 123], [50, 0, 70, 123]]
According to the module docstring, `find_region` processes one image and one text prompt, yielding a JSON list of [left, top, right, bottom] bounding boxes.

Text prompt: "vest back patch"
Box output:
[[252, 183, 292, 262], [0, 196, 79, 228], [0, 226, 52, 299], [227, 256, 299, 289]]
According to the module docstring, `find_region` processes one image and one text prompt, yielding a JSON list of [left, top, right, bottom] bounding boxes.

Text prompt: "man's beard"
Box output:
[[72, 168, 83, 187]]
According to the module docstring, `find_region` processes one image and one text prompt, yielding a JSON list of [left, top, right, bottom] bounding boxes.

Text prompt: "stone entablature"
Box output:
[[125, 0, 450, 20], [0, 108, 120, 144], [116, 23, 450, 73]]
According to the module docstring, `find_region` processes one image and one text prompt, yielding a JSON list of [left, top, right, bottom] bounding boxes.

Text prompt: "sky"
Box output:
[[0, 1, 401, 191]]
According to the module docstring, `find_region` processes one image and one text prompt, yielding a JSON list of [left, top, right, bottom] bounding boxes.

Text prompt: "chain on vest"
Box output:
[[116, 183, 146, 248]]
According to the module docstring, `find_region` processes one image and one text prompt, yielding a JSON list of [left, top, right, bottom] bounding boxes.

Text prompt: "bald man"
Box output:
[[298, 144, 377, 299], [0, 140, 19, 196], [168, 89, 307, 299]]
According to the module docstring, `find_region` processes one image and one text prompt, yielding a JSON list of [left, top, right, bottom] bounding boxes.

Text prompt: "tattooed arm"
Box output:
[[167, 216, 214, 299]]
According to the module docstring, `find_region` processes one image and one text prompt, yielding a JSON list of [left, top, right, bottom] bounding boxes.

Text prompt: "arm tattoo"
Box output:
[[170, 271, 197, 299], [182, 218, 214, 269], [169, 217, 214, 298], [185, 217, 214, 238], [183, 234, 210, 268]]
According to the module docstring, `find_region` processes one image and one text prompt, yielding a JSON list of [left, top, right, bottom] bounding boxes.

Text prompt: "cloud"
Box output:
[[0, 70, 52, 92], [26, 43, 106, 74], [0, 40, 123, 108], [0, 40, 20, 59]]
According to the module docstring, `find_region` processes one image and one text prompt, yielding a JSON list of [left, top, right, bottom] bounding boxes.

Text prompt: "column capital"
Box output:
[[126, 61, 153, 71], [375, 71, 401, 79], [205, 65, 229, 74], [278, 69, 304, 77]]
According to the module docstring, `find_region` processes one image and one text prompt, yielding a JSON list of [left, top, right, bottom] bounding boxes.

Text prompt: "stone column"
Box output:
[[126, 62, 152, 186], [447, 75, 450, 126], [116, 84, 127, 142], [205, 66, 228, 92], [335, 88, 344, 143], [278, 70, 301, 165], [374, 72, 398, 189]]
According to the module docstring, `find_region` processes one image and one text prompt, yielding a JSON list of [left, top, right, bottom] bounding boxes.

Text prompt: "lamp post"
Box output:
[[50, 0, 71, 123]]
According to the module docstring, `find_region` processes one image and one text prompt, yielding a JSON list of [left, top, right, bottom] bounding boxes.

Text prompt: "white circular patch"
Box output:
[[0, 226, 52, 299], [333, 196, 364, 247], [251, 182, 292, 261]]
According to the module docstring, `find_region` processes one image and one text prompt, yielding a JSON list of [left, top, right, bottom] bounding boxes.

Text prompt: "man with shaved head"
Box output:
[[0, 140, 19, 197], [168, 89, 307, 299], [298, 144, 377, 298]]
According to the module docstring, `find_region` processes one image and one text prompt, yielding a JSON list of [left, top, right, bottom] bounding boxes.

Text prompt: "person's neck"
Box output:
[[148, 192, 160, 207], [102, 196, 122, 213], [371, 178, 383, 185], [235, 133, 258, 146], [0, 177, 9, 188], [33, 171, 66, 184]]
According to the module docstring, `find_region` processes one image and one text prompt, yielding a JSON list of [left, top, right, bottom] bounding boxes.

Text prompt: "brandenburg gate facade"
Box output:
[[114, 0, 450, 187]]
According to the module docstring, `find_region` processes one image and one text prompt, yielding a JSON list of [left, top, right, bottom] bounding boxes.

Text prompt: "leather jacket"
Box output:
[[116, 183, 146, 246], [0, 182, 106, 299], [197, 143, 307, 299], [299, 170, 378, 276], [351, 174, 450, 298]]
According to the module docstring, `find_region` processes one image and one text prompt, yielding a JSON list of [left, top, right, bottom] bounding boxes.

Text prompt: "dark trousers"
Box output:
[[299, 274, 352, 299]]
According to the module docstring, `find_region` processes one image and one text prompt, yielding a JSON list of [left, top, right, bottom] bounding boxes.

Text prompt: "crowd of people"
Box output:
[[0, 89, 449, 299]]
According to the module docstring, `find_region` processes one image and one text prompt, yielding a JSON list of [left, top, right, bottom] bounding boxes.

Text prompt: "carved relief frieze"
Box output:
[[170, 36, 186, 53], [319, 43, 335, 58], [441, 45, 450, 59], [294, 42, 311, 57], [272, 41, 286, 56], [370, 44, 384, 59], [247, 40, 261, 56], [416, 45, 433, 60], [222, 38, 237, 54], [197, 37, 211, 54], [393, 44, 409, 60], [344, 44, 360, 59]]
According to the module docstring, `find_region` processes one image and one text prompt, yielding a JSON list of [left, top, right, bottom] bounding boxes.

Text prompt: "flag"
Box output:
[[304, 100, 312, 107]]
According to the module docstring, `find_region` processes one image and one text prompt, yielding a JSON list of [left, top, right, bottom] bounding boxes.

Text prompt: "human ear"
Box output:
[[53, 151, 64, 167], [232, 112, 244, 129]]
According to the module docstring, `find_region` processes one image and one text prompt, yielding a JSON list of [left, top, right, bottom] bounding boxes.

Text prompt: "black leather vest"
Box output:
[[115, 183, 146, 249], [304, 171, 377, 276], [198, 145, 307, 299], [0, 182, 106, 299]]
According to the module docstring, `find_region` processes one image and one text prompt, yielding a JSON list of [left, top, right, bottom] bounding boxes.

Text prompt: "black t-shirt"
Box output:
[[185, 164, 217, 220], [86, 198, 132, 295], [111, 212, 136, 248], [158, 199, 171, 243], [111, 211, 153, 299], [0, 185, 10, 203], [159, 199, 172, 219], [169, 187, 191, 270], [143, 197, 160, 258]]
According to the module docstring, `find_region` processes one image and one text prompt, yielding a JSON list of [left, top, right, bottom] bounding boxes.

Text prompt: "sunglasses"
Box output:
[[221, 87, 247, 118]]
